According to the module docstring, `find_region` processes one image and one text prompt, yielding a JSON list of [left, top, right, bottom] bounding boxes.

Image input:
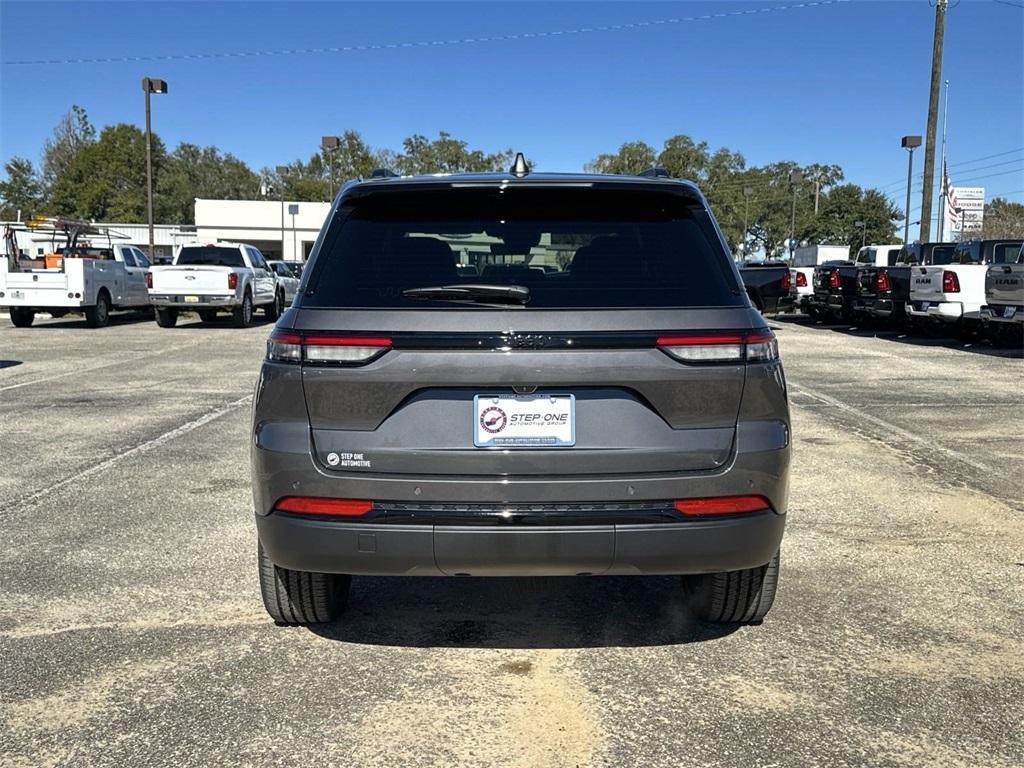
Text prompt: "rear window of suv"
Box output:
[[177, 246, 244, 268], [304, 187, 742, 308]]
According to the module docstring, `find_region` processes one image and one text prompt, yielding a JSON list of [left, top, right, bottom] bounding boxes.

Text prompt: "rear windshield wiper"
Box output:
[[402, 283, 530, 307]]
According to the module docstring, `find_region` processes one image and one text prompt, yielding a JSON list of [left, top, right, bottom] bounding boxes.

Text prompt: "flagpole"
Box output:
[[938, 79, 950, 241]]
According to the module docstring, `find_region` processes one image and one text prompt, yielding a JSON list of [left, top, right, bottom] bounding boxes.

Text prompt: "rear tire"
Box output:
[[258, 540, 349, 624], [686, 550, 780, 624], [264, 289, 283, 321], [84, 290, 111, 328], [9, 307, 34, 327], [232, 292, 254, 328], [155, 307, 178, 328]]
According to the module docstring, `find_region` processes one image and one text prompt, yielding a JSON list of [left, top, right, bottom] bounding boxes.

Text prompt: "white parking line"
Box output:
[[4, 394, 252, 512], [0, 341, 201, 393], [789, 382, 993, 473]]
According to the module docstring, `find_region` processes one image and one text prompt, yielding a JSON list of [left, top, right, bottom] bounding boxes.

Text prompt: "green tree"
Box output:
[[394, 132, 515, 175], [158, 144, 260, 223], [808, 185, 900, 251], [49, 124, 162, 221], [0, 157, 44, 220], [980, 198, 1024, 239], [41, 105, 96, 194], [585, 141, 658, 175]]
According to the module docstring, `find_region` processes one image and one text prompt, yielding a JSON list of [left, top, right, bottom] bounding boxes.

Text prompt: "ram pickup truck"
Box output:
[[791, 245, 849, 314], [808, 244, 902, 322], [148, 242, 284, 328], [858, 242, 956, 326], [737, 261, 794, 316], [907, 239, 1023, 334], [980, 243, 1024, 340], [2, 223, 151, 328]]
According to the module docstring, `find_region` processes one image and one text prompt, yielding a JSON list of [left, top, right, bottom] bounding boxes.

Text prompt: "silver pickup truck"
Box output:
[[148, 242, 284, 328], [980, 243, 1024, 342]]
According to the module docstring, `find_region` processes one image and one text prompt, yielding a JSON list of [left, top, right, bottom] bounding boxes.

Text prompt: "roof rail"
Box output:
[[370, 168, 399, 178], [639, 167, 671, 179]]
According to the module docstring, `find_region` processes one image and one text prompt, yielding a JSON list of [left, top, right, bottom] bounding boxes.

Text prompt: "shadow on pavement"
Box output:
[[773, 313, 1023, 359], [0, 360, 23, 369], [309, 575, 739, 649]]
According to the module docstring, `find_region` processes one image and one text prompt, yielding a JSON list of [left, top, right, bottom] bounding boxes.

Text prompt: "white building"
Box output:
[[194, 199, 330, 262]]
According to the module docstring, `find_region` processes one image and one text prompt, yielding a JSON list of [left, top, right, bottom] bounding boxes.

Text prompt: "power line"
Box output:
[[875, 147, 1023, 191], [3, 1, 852, 66]]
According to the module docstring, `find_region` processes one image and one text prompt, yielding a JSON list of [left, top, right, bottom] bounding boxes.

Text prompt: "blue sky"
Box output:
[[2, 0, 1022, 225]]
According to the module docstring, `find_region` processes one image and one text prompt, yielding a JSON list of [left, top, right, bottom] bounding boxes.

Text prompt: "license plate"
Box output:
[[474, 394, 575, 448], [1005, 306, 1017, 319], [183, 295, 199, 303], [920, 302, 930, 311]]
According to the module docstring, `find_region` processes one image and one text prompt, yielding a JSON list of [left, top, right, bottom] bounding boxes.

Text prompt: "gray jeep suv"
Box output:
[[252, 166, 790, 626]]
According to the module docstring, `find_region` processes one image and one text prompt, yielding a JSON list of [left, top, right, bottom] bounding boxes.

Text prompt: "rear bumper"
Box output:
[[980, 306, 1023, 326], [256, 509, 786, 576], [908, 300, 963, 322], [149, 293, 238, 308]]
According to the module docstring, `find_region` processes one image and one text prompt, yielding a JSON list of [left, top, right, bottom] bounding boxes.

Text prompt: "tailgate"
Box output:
[[152, 266, 232, 294], [987, 264, 1024, 305], [299, 314, 751, 477], [910, 266, 946, 301]]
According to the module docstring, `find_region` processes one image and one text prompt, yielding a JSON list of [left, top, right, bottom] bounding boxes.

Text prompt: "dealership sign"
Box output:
[[949, 186, 985, 234]]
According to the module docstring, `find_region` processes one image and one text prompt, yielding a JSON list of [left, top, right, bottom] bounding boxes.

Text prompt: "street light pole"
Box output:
[[141, 77, 168, 262], [854, 220, 866, 248], [275, 165, 289, 260], [321, 136, 341, 202], [742, 187, 752, 256], [901, 135, 922, 245], [789, 170, 802, 264]]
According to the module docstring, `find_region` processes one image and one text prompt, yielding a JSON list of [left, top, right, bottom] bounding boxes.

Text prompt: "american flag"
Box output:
[[943, 160, 959, 229]]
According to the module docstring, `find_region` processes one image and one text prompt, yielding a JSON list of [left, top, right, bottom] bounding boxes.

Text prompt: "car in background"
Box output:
[[791, 245, 850, 316], [2, 229, 151, 328], [252, 166, 791, 627], [980, 243, 1024, 343], [737, 260, 794, 316], [268, 260, 302, 304], [907, 239, 1023, 335], [859, 242, 956, 327], [809, 244, 901, 322], [148, 242, 284, 328]]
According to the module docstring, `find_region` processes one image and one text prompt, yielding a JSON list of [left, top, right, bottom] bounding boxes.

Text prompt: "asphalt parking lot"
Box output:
[[1, 312, 1022, 768]]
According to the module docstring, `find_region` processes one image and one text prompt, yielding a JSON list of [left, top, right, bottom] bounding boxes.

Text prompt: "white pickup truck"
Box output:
[[1, 239, 151, 328], [980, 243, 1024, 340], [148, 242, 284, 328], [908, 239, 1023, 333]]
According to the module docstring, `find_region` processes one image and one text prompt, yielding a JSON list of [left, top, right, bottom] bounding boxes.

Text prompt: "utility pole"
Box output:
[[937, 80, 950, 241], [789, 170, 802, 264], [919, 0, 948, 243], [742, 187, 753, 256]]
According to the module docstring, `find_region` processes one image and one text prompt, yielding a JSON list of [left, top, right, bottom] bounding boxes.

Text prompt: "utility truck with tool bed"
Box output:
[[1, 220, 152, 328]]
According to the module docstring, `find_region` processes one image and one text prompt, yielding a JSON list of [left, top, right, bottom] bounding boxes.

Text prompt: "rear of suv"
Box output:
[[252, 167, 791, 626]]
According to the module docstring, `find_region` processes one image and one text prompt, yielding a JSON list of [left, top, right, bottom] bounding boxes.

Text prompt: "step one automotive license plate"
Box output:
[[474, 394, 575, 448], [184, 295, 199, 303]]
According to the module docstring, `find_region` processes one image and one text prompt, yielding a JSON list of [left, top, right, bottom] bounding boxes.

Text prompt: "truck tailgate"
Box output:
[[151, 266, 232, 294], [987, 264, 1024, 306], [910, 266, 946, 302]]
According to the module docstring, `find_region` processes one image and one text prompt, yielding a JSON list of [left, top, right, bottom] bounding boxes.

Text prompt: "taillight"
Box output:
[[228, 273, 238, 290], [673, 495, 772, 516], [942, 270, 960, 293], [796, 271, 807, 288], [275, 497, 373, 516], [145, 273, 153, 289], [828, 269, 840, 289], [657, 330, 778, 364], [876, 271, 892, 293], [781, 270, 792, 290], [267, 330, 392, 365]]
